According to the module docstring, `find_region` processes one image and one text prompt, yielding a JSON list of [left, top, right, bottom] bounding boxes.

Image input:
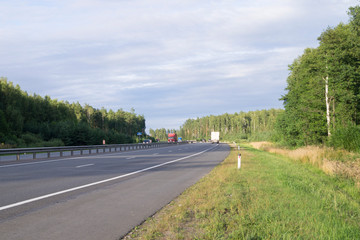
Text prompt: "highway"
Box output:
[[0, 142, 230, 240]]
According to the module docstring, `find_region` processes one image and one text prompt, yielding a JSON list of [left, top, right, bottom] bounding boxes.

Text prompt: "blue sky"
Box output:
[[0, 0, 358, 131]]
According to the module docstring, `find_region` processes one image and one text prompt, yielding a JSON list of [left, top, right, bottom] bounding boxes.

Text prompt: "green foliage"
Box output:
[[149, 128, 170, 141], [0, 77, 145, 147], [329, 125, 360, 152], [278, 5, 360, 147], [0, 109, 9, 136], [172, 109, 283, 142]]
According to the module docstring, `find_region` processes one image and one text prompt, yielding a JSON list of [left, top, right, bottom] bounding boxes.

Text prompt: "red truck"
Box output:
[[168, 133, 177, 143]]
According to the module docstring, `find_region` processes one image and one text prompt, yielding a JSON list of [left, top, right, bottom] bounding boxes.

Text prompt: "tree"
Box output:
[[278, 5, 360, 146]]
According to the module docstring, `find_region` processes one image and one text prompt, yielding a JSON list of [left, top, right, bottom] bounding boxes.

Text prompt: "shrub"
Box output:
[[329, 125, 360, 152]]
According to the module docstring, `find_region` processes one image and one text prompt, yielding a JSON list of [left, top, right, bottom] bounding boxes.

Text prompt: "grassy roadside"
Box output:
[[250, 142, 360, 185], [123, 143, 360, 239]]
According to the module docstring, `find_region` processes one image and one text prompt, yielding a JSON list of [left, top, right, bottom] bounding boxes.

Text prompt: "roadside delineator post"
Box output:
[[238, 153, 241, 169]]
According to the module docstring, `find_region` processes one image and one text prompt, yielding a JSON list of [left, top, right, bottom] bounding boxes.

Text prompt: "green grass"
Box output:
[[123, 144, 360, 240]]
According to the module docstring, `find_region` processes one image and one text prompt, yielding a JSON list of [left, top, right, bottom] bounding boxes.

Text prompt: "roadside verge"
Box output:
[[123, 143, 360, 239]]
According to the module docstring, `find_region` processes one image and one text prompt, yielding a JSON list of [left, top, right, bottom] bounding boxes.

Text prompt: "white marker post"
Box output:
[[238, 153, 241, 169]]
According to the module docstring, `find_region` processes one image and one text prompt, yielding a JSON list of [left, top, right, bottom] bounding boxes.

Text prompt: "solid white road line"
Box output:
[[0, 145, 219, 211]]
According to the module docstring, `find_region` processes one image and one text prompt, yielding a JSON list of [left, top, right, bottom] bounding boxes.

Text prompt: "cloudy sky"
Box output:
[[0, 0, 358, 131]]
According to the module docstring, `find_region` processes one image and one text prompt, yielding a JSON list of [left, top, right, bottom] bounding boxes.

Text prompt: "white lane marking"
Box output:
[[75, 164, 94, 168], [168, 150, 172, 152], [0, 145, 218, 211], [152, 153, 159, 155], [126, 157, 136, 160]]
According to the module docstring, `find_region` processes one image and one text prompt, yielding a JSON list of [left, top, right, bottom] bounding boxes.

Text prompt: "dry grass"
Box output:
[[250, 142, 360, 184]]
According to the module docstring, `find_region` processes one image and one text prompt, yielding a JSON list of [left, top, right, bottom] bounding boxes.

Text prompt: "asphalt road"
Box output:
[[0, 142, 230, 240]]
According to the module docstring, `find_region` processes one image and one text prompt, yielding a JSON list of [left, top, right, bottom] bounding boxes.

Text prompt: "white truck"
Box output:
[[211, 131, 220, 144]]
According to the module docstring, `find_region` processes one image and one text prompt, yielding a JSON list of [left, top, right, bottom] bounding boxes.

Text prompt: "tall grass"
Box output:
[[329, 125, 360, 152], [250, 142, 360, 184]]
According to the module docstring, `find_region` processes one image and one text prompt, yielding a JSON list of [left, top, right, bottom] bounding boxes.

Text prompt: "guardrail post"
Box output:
[[33, 153, 36, 159], [71, 151, 74, 156], [60, 151, 63, 157], [48, 152, 51, 158]]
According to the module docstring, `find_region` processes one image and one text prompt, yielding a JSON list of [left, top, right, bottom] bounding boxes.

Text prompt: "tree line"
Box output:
[[148, 128, 177, 141], [181, 109, 282, 141], [149, 109, 283, 142], [276, 5, 360, 151], [0, 78, 145, 148]]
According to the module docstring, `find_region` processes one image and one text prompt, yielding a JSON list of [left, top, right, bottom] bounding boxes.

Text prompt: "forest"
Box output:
[[149, 109, 282, 142], [0, 78, 145, 148], [178, 109, 282, 142]]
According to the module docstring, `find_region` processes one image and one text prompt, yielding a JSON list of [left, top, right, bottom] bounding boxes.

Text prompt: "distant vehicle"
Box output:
[[211, 132, 220, 144], [168, 133, 177, 143], [143, 139, 152, 144], [178, 137, 182, 142]]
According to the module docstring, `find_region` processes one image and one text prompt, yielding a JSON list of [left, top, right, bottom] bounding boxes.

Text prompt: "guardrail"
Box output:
[[0, 142, 187, 162]]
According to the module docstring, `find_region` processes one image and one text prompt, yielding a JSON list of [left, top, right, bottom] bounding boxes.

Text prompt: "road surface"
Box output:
[[0, 143, 229, 240]]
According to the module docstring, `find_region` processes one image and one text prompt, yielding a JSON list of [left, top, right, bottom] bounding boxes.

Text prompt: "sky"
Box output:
[[0, 0, 358, 131]]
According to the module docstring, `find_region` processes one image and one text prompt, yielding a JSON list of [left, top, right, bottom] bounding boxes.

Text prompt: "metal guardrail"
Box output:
[[0, 142, 187, 162]]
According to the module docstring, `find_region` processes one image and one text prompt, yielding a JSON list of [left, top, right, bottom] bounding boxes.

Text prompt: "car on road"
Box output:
[[143, 139, 152, 144]]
